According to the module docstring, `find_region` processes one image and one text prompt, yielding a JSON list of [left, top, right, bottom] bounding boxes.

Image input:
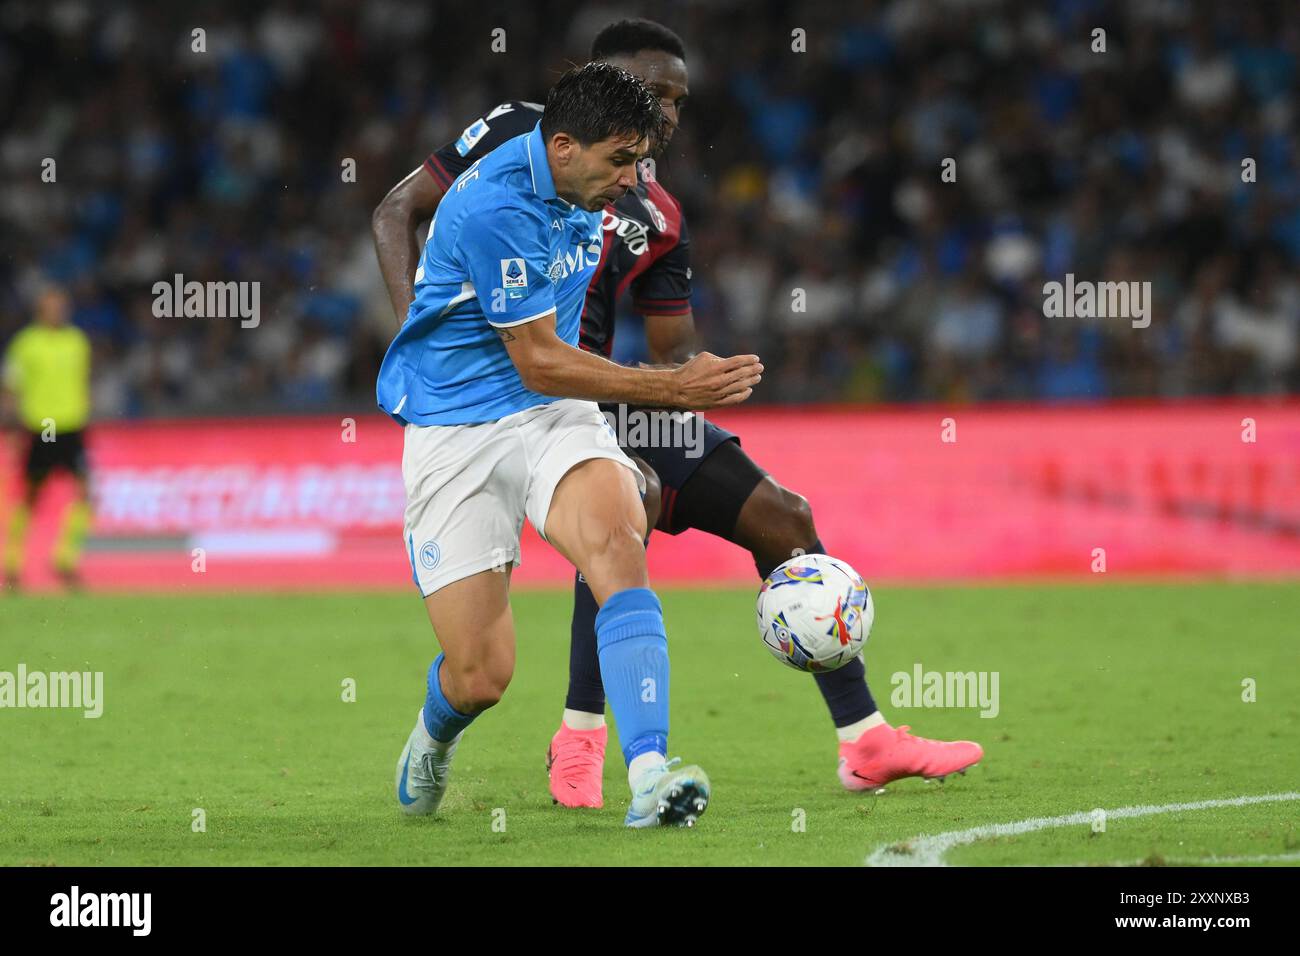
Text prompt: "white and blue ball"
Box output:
[[756, 554, 872, 672]]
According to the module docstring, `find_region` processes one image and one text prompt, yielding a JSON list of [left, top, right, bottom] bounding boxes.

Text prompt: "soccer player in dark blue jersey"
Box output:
[[373, 20, 983, 807]]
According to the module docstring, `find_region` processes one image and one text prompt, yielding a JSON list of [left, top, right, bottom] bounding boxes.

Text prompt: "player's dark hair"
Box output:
[[540, 62, 667, 148], [590, 18, 686, 62]]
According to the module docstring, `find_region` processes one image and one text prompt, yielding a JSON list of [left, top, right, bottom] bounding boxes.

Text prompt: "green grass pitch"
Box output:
[[1, 581, 1297, 866]]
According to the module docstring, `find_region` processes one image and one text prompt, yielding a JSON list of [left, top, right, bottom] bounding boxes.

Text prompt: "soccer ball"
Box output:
[[756, 554, 873, 672]]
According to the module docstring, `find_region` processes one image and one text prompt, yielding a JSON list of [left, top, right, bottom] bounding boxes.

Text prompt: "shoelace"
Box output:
[[552, 736, 603, 775], [418, 749, 449, 785], [417, 752, 436, 781], [895, 725, 945, 745], [632, 756, 682, 791]]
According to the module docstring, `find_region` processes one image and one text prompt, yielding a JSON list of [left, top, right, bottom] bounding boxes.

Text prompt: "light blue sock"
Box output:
[[422, 654, 475, 743], [595, 587, 669, 765]]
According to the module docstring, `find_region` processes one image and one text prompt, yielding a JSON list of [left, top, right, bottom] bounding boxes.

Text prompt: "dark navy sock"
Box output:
[[757, 537, 879, 728], [565, 571, 606, 715], [814, 655, 877, 728]]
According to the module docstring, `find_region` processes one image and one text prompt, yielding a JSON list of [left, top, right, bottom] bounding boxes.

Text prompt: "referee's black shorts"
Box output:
[[22, 428, 89, 483]]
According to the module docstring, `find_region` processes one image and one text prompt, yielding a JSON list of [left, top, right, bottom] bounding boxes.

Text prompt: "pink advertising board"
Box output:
[[3, 400, 1297, 592]]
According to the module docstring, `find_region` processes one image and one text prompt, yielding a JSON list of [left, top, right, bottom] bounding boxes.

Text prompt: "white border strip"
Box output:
[[488, 306, 555, 329], [865, 792, 1300, 867]]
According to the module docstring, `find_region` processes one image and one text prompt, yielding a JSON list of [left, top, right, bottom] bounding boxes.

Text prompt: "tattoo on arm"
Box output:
[[495, 329, 517, 343]]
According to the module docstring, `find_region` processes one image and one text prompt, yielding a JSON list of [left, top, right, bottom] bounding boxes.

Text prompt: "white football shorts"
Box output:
[[401, 398, 645, 596]]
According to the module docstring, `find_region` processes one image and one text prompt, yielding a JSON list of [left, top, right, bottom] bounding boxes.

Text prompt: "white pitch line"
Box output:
[[1164, 852, 1300, 865], [864, 792, 1300, 867], [1081, 852, 1300, 867]]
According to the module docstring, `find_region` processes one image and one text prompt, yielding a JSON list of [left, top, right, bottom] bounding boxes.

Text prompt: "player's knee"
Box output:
[[589, 517, 646, 564], [744, 479, 817, 556], [442, 644, 514, 713], [779, 488, 817, 544]]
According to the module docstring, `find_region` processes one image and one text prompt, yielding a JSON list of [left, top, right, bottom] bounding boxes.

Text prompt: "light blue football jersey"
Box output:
[[376, 121, 603, 425]]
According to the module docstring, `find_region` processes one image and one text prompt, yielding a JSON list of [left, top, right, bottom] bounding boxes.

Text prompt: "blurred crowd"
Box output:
[[2, 0, 1298, 418]]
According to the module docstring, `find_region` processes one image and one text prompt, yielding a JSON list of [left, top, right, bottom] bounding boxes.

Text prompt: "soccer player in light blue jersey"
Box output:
[[376, 63, 763, 827]]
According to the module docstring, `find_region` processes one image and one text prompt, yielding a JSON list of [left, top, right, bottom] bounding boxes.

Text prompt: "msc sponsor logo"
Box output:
[[547, 242, 601, 283]]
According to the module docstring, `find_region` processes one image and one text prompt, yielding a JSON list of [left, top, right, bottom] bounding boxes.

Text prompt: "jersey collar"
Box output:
[[525, 121, 573, 209]]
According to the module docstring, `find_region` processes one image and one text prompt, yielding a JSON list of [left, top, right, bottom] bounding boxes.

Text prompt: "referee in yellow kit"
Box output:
[[2, 284, 93, 590]]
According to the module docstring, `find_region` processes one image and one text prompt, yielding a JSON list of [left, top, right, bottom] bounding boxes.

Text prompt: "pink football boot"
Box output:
[[838, 723, 983, 791], [546, 723, 607, 808]]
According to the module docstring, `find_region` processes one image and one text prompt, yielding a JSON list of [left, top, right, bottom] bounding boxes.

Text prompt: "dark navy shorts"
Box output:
[[630, 416, 736, 490], [599, 405, 751, 535]]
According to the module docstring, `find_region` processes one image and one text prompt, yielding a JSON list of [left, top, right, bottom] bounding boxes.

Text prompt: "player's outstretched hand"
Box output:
[[670, 352, 763, 409]]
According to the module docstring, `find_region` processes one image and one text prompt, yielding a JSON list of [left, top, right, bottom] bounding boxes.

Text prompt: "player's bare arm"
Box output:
[[372, 165, 444, 324], [643, 309, 698, 365], [499, 314, 760, 409]]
